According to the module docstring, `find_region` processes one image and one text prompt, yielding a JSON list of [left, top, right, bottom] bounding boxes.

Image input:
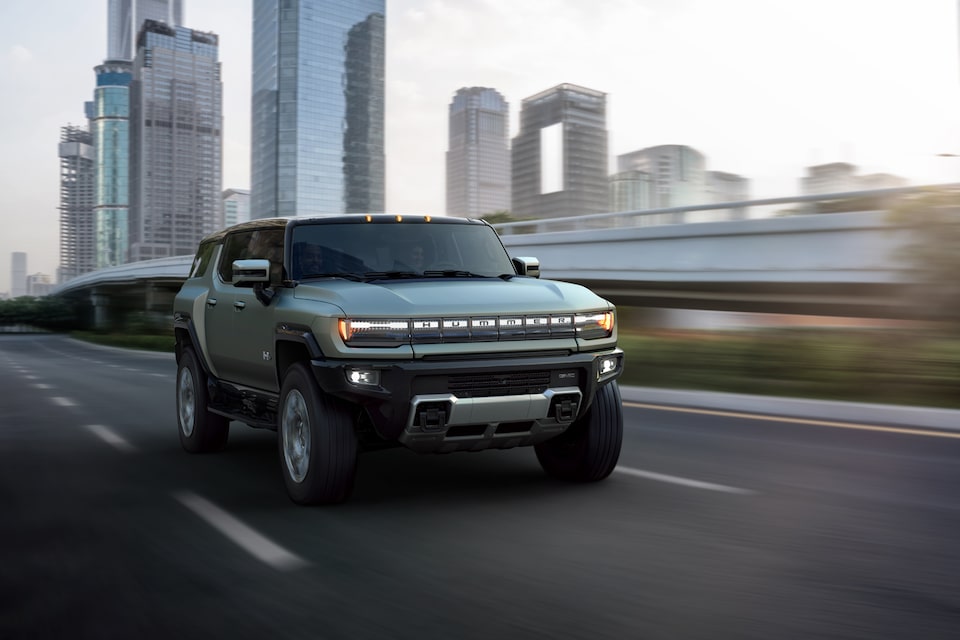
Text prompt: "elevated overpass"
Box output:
[[52, 185, 957, 326], [498, 208, 917, 318]]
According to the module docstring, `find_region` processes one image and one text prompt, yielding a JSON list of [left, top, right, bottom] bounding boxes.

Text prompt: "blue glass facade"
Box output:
[[251, 0, 385, 219], [93, 61, 132, 268]]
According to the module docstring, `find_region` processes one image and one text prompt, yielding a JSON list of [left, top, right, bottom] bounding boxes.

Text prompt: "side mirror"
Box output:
[[233, 259, 271, 285], [512, 256, 540, 279]]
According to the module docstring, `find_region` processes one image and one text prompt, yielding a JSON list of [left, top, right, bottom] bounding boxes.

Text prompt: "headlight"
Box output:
[[338, 318, 410, 346], [575, 311, 614, 339]]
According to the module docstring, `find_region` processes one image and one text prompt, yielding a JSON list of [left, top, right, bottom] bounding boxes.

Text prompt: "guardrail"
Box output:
[[53, 254, 192, 297], [492, 183, 960, 235]]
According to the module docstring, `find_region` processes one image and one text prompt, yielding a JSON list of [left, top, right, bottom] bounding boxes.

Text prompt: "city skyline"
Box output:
[[2, 0, 960, 293]]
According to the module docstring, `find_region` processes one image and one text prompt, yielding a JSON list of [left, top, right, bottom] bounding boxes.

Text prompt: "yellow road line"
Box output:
[[622, 401, 960, 440]]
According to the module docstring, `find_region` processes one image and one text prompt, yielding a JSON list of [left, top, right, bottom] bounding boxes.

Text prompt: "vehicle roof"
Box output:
[[199, 214, 485, 244]]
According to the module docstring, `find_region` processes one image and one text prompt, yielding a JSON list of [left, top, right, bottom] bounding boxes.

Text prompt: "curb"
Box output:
[[619, 386, 960, 433]]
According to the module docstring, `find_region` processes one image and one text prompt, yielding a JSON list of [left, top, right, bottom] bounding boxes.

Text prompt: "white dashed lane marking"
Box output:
[[51, 397, 77, 408], [84, 424, 138, 453], [174, 492, 309, 571], [614, 465, 756, 495]]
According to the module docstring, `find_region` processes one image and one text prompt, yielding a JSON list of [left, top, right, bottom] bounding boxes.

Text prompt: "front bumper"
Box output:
[[309, 348, 623, 452]]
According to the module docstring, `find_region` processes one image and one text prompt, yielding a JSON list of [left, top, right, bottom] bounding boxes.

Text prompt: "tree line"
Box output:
[[0, 296, 77, 330]]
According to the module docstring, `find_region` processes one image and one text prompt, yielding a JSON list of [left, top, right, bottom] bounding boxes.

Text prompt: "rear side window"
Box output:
[[218, 231, 254, 283], [188, 241, 217, 279]]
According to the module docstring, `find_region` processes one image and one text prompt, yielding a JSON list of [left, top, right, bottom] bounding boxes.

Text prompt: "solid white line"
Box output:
[[614, 465, 756, 495], [51, 397, 76, 407], [174, 492, 309, 571], [84, 424, 137, 453], [622, 401, 960, 440]]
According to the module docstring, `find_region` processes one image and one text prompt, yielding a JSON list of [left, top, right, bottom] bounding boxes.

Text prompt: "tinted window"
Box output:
[[218, 229, 285, 284], [189, 241, 217, 279], [218, 231, 254, 283]]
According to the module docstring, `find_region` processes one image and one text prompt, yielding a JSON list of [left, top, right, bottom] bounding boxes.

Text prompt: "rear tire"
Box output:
[[278, 364, 358, 505], [177, 347, 230, 453], [535, 381, 623, 482]]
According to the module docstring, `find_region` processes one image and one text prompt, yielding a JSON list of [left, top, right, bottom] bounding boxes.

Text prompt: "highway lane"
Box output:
[[1, 334, 959, 639]]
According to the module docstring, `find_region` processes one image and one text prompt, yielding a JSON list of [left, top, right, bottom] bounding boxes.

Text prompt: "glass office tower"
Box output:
[[108, 0, 183, 61], [129, 20, 223, 261], [251, 0, 385, 219], [92, 61, 132, 268], [58, 126, 97, 280], [446, 87, 510, 217]]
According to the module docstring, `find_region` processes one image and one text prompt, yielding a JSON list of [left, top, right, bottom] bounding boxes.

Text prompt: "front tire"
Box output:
[[278, 364, 358, 505], [535, 381, 623, 482], [177, 347, 230, 453]]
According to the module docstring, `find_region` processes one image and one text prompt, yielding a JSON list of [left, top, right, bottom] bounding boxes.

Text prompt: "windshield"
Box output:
[[289, 221, 516, 281]]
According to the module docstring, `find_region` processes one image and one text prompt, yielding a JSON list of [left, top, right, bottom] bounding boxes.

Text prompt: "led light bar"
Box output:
[[337, 311, 613, 346]]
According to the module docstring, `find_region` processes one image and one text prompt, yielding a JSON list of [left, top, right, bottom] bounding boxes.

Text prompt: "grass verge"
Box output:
[[71, 331, 175, 353]]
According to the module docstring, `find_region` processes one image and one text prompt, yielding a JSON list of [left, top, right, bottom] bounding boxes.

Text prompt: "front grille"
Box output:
[[447, 371, 551, 398]]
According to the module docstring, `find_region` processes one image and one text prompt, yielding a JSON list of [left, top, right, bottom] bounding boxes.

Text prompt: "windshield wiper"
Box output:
[[421, 269, 490, 278], [298, 272, 365, 282], [362, 270, 423, 280]]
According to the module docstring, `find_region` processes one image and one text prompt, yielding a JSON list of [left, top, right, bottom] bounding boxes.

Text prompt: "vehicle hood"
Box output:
[[293, 277, 611, 316]]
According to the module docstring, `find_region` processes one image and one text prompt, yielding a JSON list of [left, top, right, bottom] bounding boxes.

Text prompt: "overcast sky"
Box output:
[[2, 0, 959, 294]]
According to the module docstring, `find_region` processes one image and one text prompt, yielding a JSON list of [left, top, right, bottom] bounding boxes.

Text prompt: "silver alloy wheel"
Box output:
[[178, 367, 196, 437], [282, 389, 311, 484]]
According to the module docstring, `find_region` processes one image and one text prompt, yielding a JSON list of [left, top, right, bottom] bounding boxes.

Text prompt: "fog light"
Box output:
[[599, 356, 619, 376], [346, 368, 380, 386]]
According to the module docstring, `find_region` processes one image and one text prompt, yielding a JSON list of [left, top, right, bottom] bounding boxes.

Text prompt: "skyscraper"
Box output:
[[251, 0, 385, 219], [222, 188, 251, 226], [92, 60, 133, 268], [58, 1, 184, 275], [108, 0, 183, 61], [609, 170, 653, 213], [617, 145, 707, 209], [446, 87, 510, 217], [128, 20, 223, 261], [10, 253, 27, 298], [511, 83, 609, 219], [58, 126, 97, 281]]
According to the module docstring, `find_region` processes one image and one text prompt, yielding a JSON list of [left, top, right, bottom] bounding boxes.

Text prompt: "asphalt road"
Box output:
[[1, 334, 958, 639]]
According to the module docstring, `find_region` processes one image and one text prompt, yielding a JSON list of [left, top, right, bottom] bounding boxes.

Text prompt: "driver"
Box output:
[[298, 244, 326, 277]]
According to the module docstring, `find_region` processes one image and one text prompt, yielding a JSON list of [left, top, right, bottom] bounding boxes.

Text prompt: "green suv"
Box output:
[[174, 215, 624, 504]]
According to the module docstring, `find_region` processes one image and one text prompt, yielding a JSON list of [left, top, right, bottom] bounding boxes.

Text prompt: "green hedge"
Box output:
[[618, 329, 960, 409]]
